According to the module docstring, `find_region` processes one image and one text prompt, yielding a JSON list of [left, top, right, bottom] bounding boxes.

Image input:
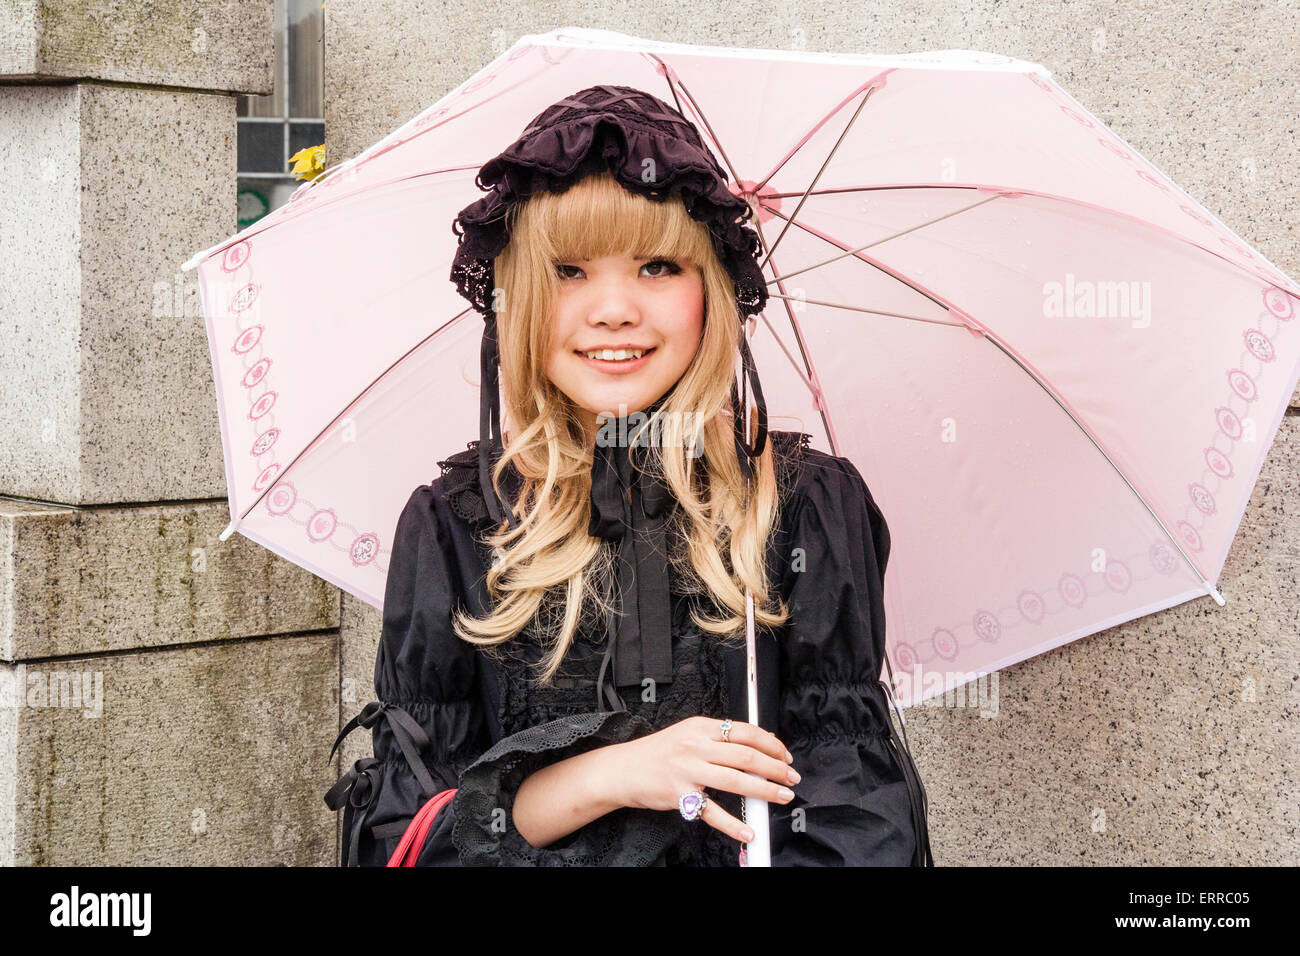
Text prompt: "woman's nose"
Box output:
[[587, 294, 640, 329]]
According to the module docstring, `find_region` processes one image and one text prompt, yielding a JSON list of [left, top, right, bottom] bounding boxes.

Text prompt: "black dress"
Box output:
[[327, 430, 931, 866]]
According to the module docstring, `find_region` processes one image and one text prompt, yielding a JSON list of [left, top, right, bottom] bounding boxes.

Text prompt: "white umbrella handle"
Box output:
[[738, 344, 772, 867], [741, 588, 772, 866]]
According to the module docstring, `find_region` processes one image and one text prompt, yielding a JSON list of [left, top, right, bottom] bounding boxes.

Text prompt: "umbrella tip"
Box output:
[[219, 520, 237, 542], [1208, 584, 1225, 607], [180, 253, 200, 272]]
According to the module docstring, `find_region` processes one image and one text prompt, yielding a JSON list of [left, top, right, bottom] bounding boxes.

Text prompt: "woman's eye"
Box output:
[[554, 260, 682, 280], [641, 259, 683, 277]]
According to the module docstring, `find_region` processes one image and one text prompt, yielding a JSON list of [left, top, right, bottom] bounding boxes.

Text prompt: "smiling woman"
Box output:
[[329, 86, 932, 868], [465, 166, 776, 666]]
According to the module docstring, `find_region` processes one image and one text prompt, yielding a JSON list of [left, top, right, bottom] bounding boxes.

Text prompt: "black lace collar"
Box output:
[[435, 429, 812, 533]]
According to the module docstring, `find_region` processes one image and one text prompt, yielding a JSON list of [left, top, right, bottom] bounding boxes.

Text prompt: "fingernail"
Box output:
[[777, 787, 795, 801], [787, 768, 801, 784], [784, 750, 793, 762], [740, 827, 755, 842]]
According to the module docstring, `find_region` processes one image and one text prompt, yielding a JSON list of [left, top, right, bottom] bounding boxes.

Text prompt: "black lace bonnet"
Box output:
[[448, 84, 771, 529]]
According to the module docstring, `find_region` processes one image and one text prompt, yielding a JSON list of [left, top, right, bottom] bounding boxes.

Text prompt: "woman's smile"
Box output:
[[573, 346, 657, 374]]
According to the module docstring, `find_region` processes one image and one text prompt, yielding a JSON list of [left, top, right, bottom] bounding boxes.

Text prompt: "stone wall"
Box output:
[[0, 0, 339, 866]]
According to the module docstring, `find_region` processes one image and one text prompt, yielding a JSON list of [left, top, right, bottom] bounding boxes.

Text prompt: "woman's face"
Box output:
[[543, 253, 705, 441]]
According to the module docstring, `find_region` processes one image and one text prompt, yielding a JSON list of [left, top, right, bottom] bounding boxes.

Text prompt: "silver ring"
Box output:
[[678, 789, 708, 821], [720, 718, 732, 743]]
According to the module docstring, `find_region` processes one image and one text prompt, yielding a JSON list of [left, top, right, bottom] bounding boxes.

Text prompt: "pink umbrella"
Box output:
[[184, 26, 1300, 863]]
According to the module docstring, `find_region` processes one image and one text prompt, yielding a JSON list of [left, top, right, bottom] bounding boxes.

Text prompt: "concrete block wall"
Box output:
[[0, 0, 343, 866], [1, 84, 236, 504], [324, 2, 1299, 865], [0, 0, 274, 91]]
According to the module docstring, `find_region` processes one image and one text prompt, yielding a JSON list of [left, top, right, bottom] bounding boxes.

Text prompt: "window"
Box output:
[[236, 0, 325, 227]]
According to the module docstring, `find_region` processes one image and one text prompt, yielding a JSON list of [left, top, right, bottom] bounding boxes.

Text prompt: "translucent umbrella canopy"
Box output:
[[185, 27, 1300, 706]]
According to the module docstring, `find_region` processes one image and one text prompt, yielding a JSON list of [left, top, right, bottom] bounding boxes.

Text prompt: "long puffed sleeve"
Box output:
[[326, 483, 492, 867], [769, 452, 926, 866]]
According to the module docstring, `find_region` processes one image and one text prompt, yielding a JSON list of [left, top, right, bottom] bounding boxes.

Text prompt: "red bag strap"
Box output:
[[386, 788, 457, 867]]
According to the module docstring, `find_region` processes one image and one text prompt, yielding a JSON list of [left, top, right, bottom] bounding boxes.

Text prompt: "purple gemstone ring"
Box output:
[[678, 789, 708, 821]]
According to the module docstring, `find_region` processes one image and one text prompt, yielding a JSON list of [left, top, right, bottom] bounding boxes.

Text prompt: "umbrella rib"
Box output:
[[765, 293, 965, 329], [192, 54, 578, 271], [754, 75, 889, 193], [759, 85, 877, 274], [641, 53, 690, 129], [652, 66, 744, 187], [220, 307, 479, 539], [977, 334, 1224, 604], [755, 182, 1296, 299], [746, 219, 841, 452], [756, 204, 1225, 602], [183, 164, 483, 271], [752, 196, 997, 317], [753, 310, 820, 393], [760, 192, 1005, 287]]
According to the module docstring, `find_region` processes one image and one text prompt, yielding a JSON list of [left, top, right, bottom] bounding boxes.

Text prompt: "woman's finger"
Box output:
[[695, 792, 752, 844], [695, 739, 799, 789], [692, 749, 798, 805], [699, 717, 792, 763]]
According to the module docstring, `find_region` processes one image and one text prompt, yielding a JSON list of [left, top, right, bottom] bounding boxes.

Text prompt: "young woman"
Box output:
[[326, 86, 933, 867]]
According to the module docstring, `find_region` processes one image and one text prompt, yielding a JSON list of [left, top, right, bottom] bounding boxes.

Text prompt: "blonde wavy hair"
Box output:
[[451, 170, 791, 682]]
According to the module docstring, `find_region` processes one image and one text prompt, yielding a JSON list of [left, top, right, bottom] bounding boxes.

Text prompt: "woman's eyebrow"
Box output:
[[553, 254, 672, 262]]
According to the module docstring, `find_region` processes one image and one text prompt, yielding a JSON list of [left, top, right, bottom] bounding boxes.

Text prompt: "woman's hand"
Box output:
[[601, 716, 801, 843]]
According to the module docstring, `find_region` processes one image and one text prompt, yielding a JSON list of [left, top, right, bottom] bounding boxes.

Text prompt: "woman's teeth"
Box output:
[[581, 348, 648, 361]]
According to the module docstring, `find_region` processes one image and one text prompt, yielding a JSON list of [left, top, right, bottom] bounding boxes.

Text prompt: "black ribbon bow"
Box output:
[[323, 756, 382, 867]]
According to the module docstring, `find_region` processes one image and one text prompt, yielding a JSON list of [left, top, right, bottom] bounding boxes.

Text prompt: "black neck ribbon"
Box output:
[[587, 397, 676, 710]]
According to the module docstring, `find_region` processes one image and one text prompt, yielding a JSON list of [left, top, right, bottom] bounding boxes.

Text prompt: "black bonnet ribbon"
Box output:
[[478, 311, 518, 531], [731, 334, 768, 481]]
